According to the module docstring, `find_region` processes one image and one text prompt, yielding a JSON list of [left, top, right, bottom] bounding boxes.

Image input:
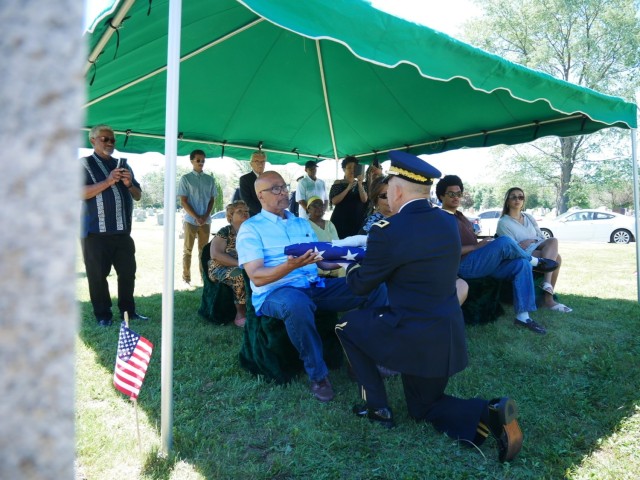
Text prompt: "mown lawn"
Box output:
[[75, 218, 640, 479]]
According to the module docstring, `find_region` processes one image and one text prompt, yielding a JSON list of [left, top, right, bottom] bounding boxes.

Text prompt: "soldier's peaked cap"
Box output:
[[385, 151, 441, 186]]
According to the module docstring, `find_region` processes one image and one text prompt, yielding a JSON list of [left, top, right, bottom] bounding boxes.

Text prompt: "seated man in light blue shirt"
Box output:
[[237, 171, 387, 403]]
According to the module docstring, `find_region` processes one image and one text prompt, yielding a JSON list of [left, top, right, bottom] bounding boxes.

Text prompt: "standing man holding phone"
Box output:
[[81, 124, 147, 327], [177, 149, 217, 286]]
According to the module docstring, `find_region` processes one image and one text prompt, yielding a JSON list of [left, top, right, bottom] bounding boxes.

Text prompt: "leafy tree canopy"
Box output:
[[465, 0, 640, 213]]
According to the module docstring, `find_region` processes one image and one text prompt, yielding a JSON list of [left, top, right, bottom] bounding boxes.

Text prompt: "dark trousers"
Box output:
[[81, 233, 137, 320], [337, 326, 488, 442]]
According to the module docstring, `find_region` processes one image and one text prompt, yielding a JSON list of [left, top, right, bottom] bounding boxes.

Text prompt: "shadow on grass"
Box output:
[[78, 290, 640, 479]]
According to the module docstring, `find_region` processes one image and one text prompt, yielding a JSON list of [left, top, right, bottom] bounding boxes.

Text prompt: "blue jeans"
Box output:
[[260, 277, 387, 382], [458, 236, 536, 314]]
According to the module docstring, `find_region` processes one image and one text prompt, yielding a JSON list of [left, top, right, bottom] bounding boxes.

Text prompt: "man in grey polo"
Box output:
[[177, 149, 217, 285]]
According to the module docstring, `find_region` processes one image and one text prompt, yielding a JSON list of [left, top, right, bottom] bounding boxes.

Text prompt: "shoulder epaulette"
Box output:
[[372, 219, 390, 229]]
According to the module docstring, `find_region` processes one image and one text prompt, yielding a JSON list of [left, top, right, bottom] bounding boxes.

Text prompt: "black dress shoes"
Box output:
[[353, 404, 395, 429], [121, 312, 149, 321], [97, 318, 113, 327], [514, 318, 546, 335], [487, 397, 523, 462], [532, 257, 559, 273]]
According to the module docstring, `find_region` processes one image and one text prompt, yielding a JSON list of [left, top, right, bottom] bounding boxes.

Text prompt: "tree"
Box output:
[[465, 0, 640, 213], [139, 169, 165, 208], [139, 166, 192, 209], [585, 156, 635, 209], [460, 190, 476, 210]]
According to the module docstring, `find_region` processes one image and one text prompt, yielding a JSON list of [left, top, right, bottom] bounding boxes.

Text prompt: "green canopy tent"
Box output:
[[84, 0, 636, 164], [83, 0, 638, 454]]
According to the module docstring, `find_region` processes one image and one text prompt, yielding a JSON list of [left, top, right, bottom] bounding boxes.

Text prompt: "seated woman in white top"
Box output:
[[496, 187, 571, 313]]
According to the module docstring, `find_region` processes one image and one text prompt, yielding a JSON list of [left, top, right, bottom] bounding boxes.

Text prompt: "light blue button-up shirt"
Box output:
[[176, 170, 217, 225], [237, 209, 322, 314]]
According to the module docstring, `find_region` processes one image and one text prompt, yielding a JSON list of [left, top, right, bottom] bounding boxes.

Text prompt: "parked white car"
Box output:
[[476, 209, 502, 237], [209, 210, 229, 235], [538, 209, 636, 244]]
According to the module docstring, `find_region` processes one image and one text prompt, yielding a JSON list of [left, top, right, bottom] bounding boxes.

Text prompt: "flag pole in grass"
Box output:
[[114, 312, 154, 457]]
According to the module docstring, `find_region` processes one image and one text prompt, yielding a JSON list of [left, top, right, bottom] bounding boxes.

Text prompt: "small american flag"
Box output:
[[114, 322, 153, 399]]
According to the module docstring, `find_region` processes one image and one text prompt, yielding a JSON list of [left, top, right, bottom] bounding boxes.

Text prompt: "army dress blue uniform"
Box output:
[[335, 151, 492, 443]]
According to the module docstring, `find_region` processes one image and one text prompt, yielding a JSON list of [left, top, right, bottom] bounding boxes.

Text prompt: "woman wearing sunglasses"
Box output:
[[497, 187, 571, 313], [359, 176, 392, 234], [438, 176, 562, 334]]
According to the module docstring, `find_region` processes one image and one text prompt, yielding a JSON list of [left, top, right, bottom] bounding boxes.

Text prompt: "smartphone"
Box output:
[[354, 164, 364, 176], [119, 158, 128, 169]]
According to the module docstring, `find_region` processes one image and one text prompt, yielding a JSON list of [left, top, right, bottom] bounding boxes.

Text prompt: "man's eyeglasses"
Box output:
[[378, 193, 388, 200], [509, 195, 525, 201], [260, 184, 289, 195], [444, 191, 463, 198], [97, 136, 116, 144], [195, 160, 205, 164]]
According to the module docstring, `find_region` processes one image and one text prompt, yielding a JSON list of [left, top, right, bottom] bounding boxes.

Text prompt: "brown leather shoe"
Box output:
[[488, 397, 523, 462], [310, 377, 334, 402]]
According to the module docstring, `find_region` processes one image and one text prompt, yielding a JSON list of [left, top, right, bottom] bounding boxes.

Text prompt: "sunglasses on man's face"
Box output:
[[97, 136, 116, 144], [444, 191, 463, 198], [194, 159, 205, 164]]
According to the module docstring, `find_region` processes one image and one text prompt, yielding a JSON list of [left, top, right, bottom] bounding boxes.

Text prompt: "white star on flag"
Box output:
[[341, 249, 358, 261], [314, 246, 326, 259]]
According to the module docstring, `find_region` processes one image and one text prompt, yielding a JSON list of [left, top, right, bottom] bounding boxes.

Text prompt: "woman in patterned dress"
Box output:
[[208, 200, 250, 327]]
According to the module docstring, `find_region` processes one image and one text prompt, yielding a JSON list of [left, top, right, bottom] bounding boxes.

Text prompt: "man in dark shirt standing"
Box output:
[[239, 151, 266, 216], [80, 124, 148, 327]]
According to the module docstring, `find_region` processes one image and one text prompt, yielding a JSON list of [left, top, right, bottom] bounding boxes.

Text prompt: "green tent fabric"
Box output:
[[84, 0, 637, 166]]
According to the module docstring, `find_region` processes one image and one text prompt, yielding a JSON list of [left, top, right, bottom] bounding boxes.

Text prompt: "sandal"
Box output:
[[538, 282, 554, 295], [549, 303, 572, 313]]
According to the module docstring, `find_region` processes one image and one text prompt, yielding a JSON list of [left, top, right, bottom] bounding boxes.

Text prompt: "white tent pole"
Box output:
[[631, 129, 639, 303], [160, 0, 182, 456]]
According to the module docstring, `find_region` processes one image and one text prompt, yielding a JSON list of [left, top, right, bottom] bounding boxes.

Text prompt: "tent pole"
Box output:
[[160, 0, 182, 456], [83, 0, 136, 75], [315, 40, 339, 161], [631, 129, 639, 304]]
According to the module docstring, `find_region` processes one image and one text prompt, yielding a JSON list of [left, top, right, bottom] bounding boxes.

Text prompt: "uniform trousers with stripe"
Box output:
[[337, 324, 489, 442]]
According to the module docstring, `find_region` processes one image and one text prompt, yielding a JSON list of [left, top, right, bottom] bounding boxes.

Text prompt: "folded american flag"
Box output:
[[284, 242, 366, 262], [114, 322, 153, 400]]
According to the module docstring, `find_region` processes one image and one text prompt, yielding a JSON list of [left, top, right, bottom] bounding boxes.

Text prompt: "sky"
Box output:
[[81, 0, 491, 184]]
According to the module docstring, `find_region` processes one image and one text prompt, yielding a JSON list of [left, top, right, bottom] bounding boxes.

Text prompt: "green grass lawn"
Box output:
[[75, 218, 640, 479]]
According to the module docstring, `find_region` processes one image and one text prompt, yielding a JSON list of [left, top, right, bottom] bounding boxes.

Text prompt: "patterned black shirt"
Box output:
[[80, 153, 141, 237]]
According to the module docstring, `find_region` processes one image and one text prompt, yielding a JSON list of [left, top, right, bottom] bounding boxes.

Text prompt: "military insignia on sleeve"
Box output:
[[372, 219, 390, 229]]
